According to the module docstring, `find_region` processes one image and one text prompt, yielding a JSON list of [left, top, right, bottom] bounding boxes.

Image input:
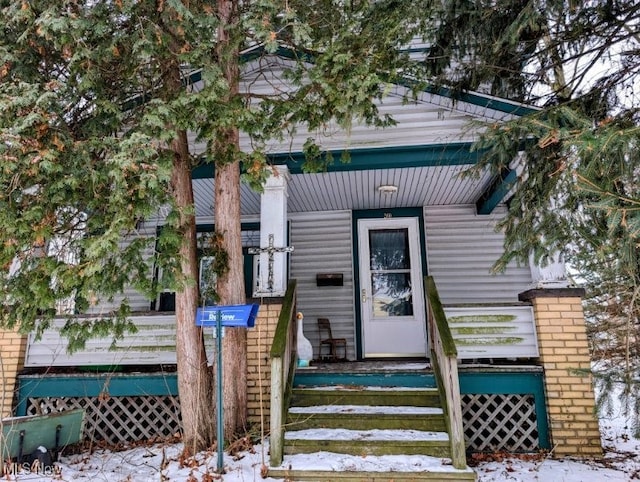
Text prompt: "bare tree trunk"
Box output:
[[215, 0, 248, 439], [216, 160, 248, 438], [171, 131, 216, 455], [155, 7, 217, 453], [159, 44, 218, 451]]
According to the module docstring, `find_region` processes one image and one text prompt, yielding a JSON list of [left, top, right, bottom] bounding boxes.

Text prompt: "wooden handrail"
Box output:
[[269, 279, 298, 466], [425, 276, 467, 470]]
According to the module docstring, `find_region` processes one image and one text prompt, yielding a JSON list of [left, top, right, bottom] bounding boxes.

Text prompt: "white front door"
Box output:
[[358, 217, 427, 358]]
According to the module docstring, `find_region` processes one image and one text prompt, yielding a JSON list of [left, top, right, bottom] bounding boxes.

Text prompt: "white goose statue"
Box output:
[[296, 312, 313, 367]]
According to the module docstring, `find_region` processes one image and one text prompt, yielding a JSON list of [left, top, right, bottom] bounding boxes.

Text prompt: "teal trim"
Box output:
[[15, 373, 179, 416], [189, 45, 535, 116], [191, 143, 481, 179], [281, 143, 481, 173], [156, 222, 261, 300], [351, 208, 427, 360], [195, 222, 260, 233], [476, 168, 517, 215], [459, 371, 550, 449], [243, 46, 538, 117], [292, 368, 549, 450], [423, 86, 538, 117], [294, 371, 435, 388]]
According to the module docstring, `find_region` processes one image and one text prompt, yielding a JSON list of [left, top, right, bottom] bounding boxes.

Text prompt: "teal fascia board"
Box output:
[[243, 46, 537, 117], [15, 373, 179, 416], [192, 142, 480, 179], [422, 85, 538, 117], [476, 168, 517, 215]]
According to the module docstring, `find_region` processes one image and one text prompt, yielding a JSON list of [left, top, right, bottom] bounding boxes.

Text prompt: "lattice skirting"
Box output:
[[462, 393, 539, 452], [25, 395, 181, 446], [24, 393, 539, 451]]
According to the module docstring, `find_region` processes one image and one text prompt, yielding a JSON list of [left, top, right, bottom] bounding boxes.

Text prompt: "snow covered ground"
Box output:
[[5, 383, 639, 481]]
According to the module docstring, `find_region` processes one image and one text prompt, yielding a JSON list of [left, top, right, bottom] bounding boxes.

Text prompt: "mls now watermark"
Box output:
[[3, 461, 61, 477]]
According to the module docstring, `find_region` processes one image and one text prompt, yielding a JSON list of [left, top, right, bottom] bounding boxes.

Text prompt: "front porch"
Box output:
[[3, 277, 602, 479], [12, 361, 547, 452]]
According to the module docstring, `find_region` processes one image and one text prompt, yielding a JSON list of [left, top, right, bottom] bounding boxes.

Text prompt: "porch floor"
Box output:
[[303, 360, 431, 374], [304, 360, 543, 374]]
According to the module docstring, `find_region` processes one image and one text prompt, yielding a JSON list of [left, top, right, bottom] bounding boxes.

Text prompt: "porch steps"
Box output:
[[268, 369, 476, 481]]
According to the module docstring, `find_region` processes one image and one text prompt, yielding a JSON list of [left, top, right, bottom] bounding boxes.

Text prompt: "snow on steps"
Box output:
[[289, 385, 442, 407], [268, 385, 476, 481], [288, 404, 447, 431], [268, 451, 476, 481], [284, 427, 451, 457]]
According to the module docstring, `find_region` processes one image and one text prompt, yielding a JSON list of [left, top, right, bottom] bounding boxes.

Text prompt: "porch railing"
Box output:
[[425, 276, 466, 469], [269, 279, 298, 466]]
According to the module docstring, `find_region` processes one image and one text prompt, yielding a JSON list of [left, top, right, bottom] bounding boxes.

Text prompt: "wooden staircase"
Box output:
[[267, 368, 476, 481]]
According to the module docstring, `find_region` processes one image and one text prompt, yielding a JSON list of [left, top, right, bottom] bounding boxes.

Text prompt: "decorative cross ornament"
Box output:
[[248, 233, 294, 294]]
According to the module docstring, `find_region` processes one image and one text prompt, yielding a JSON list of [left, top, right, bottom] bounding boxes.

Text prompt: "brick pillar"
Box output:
[[246, 299, 282, 429], [0, 329, 28, 418], [519, 288, 602, 456]]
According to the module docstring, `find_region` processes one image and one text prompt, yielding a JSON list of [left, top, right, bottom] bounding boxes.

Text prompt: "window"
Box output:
[[153, 225, 261, 311]]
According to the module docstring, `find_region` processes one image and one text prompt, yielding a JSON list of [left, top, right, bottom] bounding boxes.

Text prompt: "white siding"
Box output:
[[424, 205, 532, 304], [23, 315, 209, 367], [444, 306, 538, 359], [289, 210, 356, 360], [187, 57, 525, 157], [86, 224, 157, 314]]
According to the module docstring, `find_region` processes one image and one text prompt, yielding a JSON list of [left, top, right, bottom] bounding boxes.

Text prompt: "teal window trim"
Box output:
[[195, 222, 260, 233], [153, 222, 262, 303]]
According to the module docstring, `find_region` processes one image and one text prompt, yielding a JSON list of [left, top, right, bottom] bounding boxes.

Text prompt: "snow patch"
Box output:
[[284, 428, 449, 441], [288, 404, 443, 415], [277, 451, 473, 473]]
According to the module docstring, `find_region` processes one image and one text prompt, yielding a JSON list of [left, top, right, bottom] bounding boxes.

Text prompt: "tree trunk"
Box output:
[[215, 160, 248, 438], [215, 0, 248, 439], [171, 131, 216, 456], [156, 8, 217, 454]]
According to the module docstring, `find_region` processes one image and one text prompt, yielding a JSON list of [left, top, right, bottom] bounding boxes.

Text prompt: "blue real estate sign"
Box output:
[[195, 304, 259, 328]]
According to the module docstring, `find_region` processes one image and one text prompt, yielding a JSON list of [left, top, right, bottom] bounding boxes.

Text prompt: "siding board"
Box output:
[[289, 210, 356, 360], [444, 306, 538, 359], [23, 315, 203, 367], [85, 225, 157, 314], [425, 205, 532, 304]]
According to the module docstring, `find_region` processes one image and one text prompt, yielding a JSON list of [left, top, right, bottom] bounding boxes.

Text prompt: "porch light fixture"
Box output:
[[378, 184, 398, 194]]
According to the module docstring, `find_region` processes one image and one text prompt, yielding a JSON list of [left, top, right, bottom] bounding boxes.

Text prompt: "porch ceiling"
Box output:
[[193, 163, 493, 217]]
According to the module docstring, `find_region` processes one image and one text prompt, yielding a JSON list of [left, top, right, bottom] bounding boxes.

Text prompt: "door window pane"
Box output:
[[368, 227, 414, 318], [371, 273, 413, 316], [369, 229, 410, 270]]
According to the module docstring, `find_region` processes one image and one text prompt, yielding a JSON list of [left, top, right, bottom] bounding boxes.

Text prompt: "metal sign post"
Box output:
[[195, 304, 259, 474], [215, 309, 224, 473]]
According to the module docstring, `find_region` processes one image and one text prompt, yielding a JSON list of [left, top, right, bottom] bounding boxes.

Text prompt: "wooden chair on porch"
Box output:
[[317, 318, 347, 362]]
